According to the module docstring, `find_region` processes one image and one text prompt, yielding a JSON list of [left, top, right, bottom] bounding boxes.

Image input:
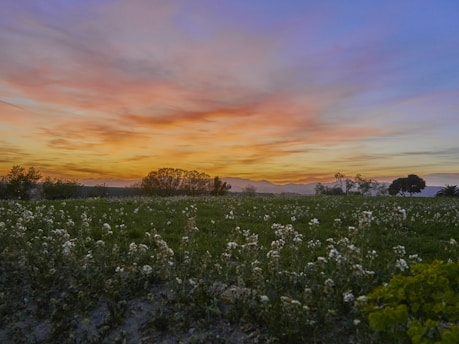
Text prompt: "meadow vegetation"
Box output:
[[1, 195, 458, 343]]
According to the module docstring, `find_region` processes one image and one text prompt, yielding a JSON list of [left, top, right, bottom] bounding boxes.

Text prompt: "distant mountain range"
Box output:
[[221, 177, 442, 197], [80, 176, 450, 197]]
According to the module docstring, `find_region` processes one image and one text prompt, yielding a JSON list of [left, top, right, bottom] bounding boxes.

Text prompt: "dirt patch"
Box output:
[[0, 283, 269, 343]]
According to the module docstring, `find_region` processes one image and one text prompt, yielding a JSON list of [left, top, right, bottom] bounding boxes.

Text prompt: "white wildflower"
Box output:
[[227, 241, 238, 249], [291, 299, 302, 306], [395, 258, 409, 271], [309, 218, 320, 226], [324, 278, 335, 287], [259, 295, 270, 303], [138, 243, 149, 252], [141, 265, 153, 275], [356, 295, 368, 304], [342, 291, 355, 303], [393, 245, 406, 256]]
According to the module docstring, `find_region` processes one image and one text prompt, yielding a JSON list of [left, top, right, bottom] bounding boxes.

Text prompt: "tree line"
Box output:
[[315, 173, 390, 196], [315, 172, 429, 196], [2, 165, 456, 200], [0, 165, 231, 200]]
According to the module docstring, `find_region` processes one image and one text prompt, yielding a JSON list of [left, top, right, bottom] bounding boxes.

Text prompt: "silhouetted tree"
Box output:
[[436, 185, 459, 197], [389, 174, 426, 196], [314, 182, 344, 195], [142, 168, 184, 196], [405, 174, 426, 196], [344, 178, 355, 195], [183, 170, 212, 196], [141, 168, 213, 196], [42, 177, 82, 199], [389, 177, 405, 196], [354, 174, 374, 195], [210, 176, 231, 196], [334, 172, 344, 188], [0, 176, 7, 199], [3, 165, 41, 200], [88, 183, 109, 198]]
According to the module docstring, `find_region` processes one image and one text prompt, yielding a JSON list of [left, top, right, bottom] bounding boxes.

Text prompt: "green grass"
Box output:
[[1, 195, 458, 343]]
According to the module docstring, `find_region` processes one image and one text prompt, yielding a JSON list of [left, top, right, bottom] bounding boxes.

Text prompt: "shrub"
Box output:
[[42, 178, 82, 199], [363, 260, 459, 343]]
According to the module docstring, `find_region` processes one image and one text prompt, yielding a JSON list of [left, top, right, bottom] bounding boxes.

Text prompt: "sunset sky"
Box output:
[[1, 0, 458, 186]]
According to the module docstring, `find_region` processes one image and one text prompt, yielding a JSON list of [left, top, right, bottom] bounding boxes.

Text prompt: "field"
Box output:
[[1, 195, 458, 343]]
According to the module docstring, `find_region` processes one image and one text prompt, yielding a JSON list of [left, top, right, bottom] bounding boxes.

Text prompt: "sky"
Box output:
[[1, 0, 458, 186]]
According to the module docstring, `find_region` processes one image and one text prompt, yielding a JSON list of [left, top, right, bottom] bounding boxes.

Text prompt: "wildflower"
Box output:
[[62, 240, 75, 255], [293, 235, 303, 244], [342, 291, 355, 303], [449, 238, 457, 246], [291, 299, 302, 306], [115, 266, 124, 273], [307, 239, 321, 248], [267, 249, 280, 260], [361, 210, 373, 218], [366, 250, 378, 259], [259, 295, 270, 303], [102, 223, 111, 231], [227, 241, 238, 249], [364, 270, 375, 276], [395, 258, 409, 271], [138, 243, 149, 252], [309, 218, 320, 226], [393, 245, 406, 256], [141, 265, 153, 275], [408, 254, 422, 262], [347, 244, 359, 253], [353, 319, 361, 326], [225, 210, 235, 220], [328, 247, 341, 260], [356, 295, 368, 304], [324, 278, 335, 287], [317, 256, 328, 264], [280, 296, 291, 304], [129, 242, 137, 253], [396, 206, 407, 220]]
